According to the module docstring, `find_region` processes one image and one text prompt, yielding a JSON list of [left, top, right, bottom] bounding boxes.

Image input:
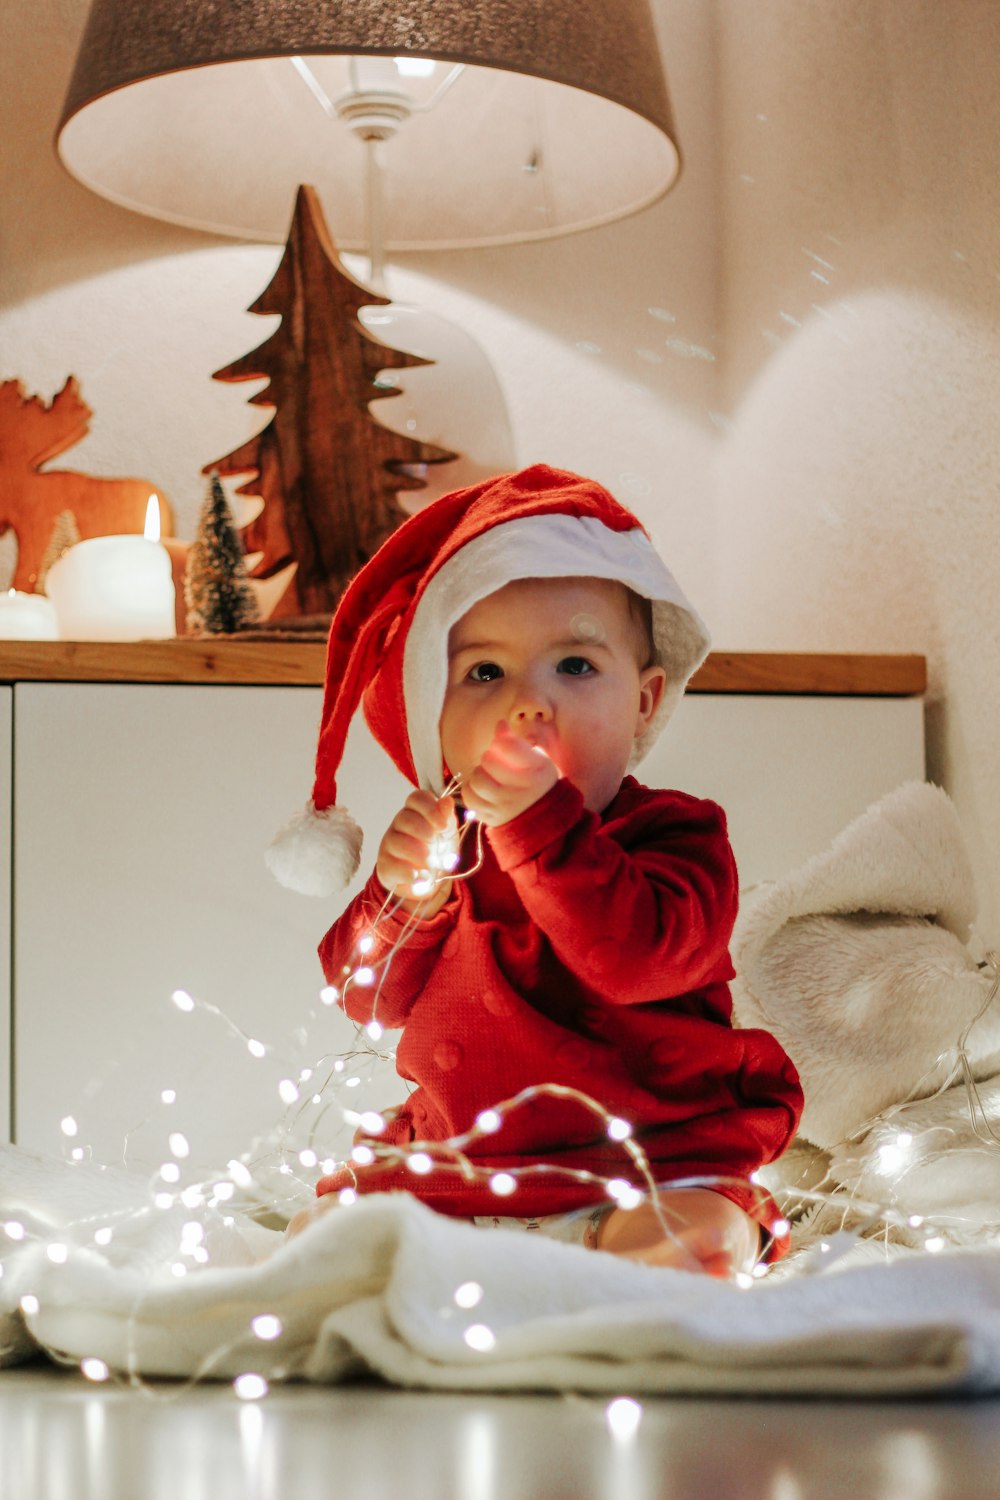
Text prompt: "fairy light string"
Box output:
[[5, 807, 1000, 1399]]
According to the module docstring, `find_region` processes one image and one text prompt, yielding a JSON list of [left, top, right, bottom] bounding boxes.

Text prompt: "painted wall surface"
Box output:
[[712, 0, 1000, 942], [2, 1, 999, 936]]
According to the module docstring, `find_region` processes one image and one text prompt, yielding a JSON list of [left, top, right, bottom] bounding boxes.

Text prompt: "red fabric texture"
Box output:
[[316, 777, 803, 1256], [311, 466, 643, 811]]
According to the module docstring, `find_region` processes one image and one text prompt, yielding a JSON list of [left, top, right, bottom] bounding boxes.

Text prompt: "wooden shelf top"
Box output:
[[0, 640, 927, 695]]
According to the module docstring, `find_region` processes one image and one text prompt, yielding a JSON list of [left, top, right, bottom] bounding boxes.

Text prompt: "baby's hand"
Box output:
[[462, 721, 559, 827], [376, 789, 458, 915]]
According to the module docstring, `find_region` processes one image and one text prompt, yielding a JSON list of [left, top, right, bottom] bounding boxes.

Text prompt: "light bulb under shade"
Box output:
[[55, 0, 679, 248]]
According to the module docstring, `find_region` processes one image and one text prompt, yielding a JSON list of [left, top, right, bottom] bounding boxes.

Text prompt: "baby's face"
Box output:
[[439, 577, 666, 814]]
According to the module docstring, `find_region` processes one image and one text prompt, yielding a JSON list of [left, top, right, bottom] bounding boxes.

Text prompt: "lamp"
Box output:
[[55, 0, 680, 252], [54, 0, 681, 621]]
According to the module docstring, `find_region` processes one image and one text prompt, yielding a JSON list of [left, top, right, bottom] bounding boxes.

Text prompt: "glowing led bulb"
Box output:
[[234, 1373, 269, 1401], [338, 1188, 358, 1205], [358, 933, 375, 955], [607, 1117, 632, 1142], [168, 1132, 190, 1159], [278, 1079, 300, 1105], [410, 875, 435, 898], [607, 1179, 642, 1210], [160, 1089, 177, 1104], [359, 1111, 386, 1135], [427, 830, 461, 873], [171, 989, 196, 1012], [60, 1115, 78, 1138], [489, 1172, 516, 1197], [876, 1132, 914, 1176], [251, 1314, 283, 1342], [227, 1159, 254, 1189], [365, 1020, 384, 1042], [81, 1357, 110, 1383], [320, 986, 340, 1007], [351, 1145, 375, 1166], [160, 1162, 181, 1184], [247, 1039, 267, 1059], [735, 1272, 754, 1289], [46, 1243, 69, 1265], [475, 1109, 501, 1134], [20, 1295, 40, 1315], [298, 1149, 318, 1169], [463, 1323, 496, 1352], [94, 1228, 113, 1247], [606, 1397, 643, 1440], [4, 1221, 25, 1242], [454, 1282, 483, 1309], [407, 1152, 433, 1175], [353, 967, 376, 987], [925, 1236, 946, 1254]]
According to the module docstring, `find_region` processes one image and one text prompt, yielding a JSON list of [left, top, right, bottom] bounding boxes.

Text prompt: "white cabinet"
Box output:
[[0, 687, 10, 1142], [5, 677, 924, 1169]]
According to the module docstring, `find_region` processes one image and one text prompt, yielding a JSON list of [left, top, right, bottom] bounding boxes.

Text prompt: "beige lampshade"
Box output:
[[56, 0, 681, 249]]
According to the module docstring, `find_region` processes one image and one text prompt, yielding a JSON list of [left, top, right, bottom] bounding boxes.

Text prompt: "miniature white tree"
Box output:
[[185, 473, 259, 634]]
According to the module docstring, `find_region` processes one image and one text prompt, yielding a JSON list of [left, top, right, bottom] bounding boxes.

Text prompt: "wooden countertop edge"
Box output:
[[0, 642, 928, 695]]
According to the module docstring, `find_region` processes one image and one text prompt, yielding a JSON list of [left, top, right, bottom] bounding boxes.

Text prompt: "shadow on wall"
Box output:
[[713, 283, 1000, 908]]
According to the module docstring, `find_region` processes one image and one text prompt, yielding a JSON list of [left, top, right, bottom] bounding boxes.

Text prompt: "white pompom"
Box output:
[[265, 803, 363, 896]]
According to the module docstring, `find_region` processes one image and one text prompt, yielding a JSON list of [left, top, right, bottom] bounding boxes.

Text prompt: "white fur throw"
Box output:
[[4, 1146, 1000, 1397], [732, 780, 999, 1150]]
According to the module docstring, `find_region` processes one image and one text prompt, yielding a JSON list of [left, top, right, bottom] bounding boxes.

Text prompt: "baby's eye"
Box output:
[[557, 656, 596, 676], [467, 661, 504, 683]]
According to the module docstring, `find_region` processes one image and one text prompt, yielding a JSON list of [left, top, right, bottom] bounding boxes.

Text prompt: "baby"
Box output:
[[274, 465, 803, 1274]]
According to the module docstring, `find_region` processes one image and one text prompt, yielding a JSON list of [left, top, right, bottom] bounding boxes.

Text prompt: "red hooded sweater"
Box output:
[[316, 776, 802, 1248]]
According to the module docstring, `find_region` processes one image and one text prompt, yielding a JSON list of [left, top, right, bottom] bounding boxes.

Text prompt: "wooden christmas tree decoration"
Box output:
[[185, 472, 260, 635], [0, 377, 173, 592], [205, 185, 458, 620]]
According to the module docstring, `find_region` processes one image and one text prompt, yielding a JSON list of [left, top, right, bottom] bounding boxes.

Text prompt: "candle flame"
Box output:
[[144, 495, 161, 543]]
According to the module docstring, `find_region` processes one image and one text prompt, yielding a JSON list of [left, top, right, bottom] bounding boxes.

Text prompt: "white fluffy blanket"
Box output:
[[4, 1145, 1000, 1396], [4, 779, 1000, 1396]]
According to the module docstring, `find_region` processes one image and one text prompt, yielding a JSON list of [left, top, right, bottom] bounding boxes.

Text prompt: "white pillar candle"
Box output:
[[0, 589, 59, 640], [46, 536, 176, 642]]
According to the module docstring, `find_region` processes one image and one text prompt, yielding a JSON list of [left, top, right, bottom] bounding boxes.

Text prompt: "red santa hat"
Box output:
[[267, 464, 711, 896]]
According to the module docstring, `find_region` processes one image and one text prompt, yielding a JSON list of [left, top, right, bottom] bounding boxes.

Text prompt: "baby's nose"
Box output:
[[510, 690, 553, 723]]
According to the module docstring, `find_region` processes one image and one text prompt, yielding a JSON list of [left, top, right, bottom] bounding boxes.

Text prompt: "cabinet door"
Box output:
[[13, 683, 924, 1174], [0, 686, 10, 1143], [647, 694, 926, 888], [13, 684, 408, 1170]]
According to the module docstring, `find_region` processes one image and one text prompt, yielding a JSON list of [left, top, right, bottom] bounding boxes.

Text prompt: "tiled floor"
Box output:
[[2, 1363, 1000, 1499]]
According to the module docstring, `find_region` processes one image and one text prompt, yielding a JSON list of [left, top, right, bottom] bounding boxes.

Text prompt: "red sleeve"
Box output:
[[317, 873, 460, 1030], [487, 779, 739, 1005]]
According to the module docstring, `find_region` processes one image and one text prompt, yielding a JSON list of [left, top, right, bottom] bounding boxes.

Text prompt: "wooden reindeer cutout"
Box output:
[[0, 377, 174, 591]]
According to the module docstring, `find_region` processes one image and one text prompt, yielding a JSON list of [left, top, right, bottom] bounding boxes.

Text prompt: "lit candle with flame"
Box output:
[[46, 495, 176, 641], [0, 589, 59, 640]]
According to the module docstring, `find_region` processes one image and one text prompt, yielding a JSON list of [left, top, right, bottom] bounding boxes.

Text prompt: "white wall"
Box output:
[[3, 0, 1000, 935], [712, 0, 1000, 941]]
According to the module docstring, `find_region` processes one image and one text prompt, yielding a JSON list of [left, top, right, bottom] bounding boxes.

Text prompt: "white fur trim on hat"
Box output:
[[265, 802, 363, 896], [402, 513, 711, 791]]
